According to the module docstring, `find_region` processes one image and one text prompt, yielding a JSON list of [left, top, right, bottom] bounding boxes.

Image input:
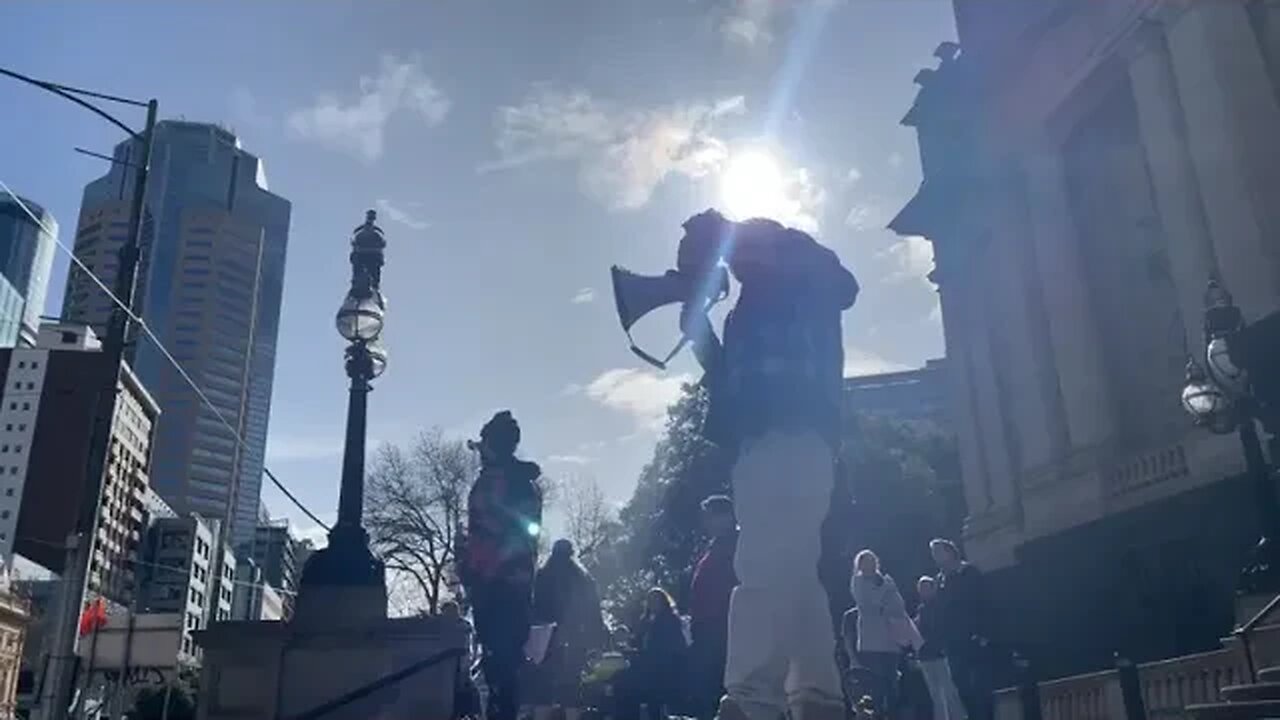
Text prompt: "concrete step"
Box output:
[[1224, 684, 1280, 702], [1187, 700, 1280, 720], [1260, 666, 1280, 684]]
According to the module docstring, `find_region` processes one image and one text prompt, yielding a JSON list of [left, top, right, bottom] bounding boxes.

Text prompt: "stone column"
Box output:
[[986, 169, 1071, 472], [1127, 23, 1220, 348], [960, 238, 1020, 513], [1023, 150, 1117, 451], [1166, 1, 1280, 319], [932, 252, 993, 517]]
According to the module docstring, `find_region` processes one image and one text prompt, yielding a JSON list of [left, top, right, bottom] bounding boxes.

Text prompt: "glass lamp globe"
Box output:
[[1206, 336, 1248, 397], [1181, 378, 1226, 419], [335, 292, 385, 342], [367, 340, 388, 378]]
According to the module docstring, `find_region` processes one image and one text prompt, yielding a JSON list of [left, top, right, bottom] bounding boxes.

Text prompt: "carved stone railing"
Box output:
[[1139, 648, 1247, 718], [992, 625, 1280, 720], [1104, 441, 1189, 498]]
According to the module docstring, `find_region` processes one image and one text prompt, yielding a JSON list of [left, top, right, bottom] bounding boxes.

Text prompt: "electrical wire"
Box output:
[[0, 179, 328, 531], [17, 535, 298, 597]]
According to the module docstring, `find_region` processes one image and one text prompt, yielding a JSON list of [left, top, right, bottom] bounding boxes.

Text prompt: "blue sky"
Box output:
[[2, 0, 953, 541]]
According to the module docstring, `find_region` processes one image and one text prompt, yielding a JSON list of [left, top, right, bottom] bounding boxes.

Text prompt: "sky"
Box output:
[[1, 0, 954, 543]]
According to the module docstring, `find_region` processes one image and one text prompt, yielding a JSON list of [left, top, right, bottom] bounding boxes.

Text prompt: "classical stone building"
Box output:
[[893, 0, 1280, 675], [0, 580, 27, 720]]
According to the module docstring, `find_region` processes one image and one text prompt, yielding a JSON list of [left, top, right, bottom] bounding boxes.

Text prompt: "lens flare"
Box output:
[[719, 150, 787, 222]]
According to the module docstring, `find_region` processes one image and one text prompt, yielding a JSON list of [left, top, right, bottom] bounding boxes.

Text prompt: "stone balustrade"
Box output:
[[992, 624, 1280, 720]]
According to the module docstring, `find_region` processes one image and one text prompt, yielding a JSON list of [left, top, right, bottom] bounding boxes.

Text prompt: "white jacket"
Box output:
[[852, 572, 912, 654]]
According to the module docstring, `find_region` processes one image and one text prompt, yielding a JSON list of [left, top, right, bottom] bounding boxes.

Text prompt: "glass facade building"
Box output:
[[63, 121, 291, 548], [0, 196, 57, 346]]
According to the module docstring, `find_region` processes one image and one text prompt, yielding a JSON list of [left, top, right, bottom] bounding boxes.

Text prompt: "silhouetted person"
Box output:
[[532, 539, 607, 720], [930, 539, 992, 720], [688, 495, 739, 720], [619, 588, 690, 720], [460, 411, 544, 720], [915, 576, 966, 720], [680, 210, 858, 720]]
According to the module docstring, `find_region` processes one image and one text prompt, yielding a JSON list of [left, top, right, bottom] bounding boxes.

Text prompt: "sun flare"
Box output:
[[719, 149, 787, 222]]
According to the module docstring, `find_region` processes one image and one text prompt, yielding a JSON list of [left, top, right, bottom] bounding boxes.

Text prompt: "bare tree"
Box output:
[[366, 428, 475, 615], [562, 475, 622, 570]]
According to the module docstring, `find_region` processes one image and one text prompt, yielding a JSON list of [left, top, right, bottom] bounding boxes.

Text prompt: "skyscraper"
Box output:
[[63, 121, 291, 549], [0, 196, 57, 347]]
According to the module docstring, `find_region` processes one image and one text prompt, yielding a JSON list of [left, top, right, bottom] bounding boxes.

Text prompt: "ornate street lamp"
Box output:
[[1181, 280, 1280, 594], [298, 210, 389, 595]]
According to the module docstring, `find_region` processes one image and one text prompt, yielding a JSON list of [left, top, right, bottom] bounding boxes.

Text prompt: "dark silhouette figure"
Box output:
[[460, 411, 543, 720], [531, 539, 608, 720], [688, 495, 739, 720]]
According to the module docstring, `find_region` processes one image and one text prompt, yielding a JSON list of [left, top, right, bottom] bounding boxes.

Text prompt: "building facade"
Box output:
[[63, 121, 292, 549], [844, 359, 948, 427], [136, 514, 236, 660], [894, 0, 1280, 675], [242, 520, 302, 617], [4, 323, 159, 606], [231, 558, 285, 621], [0, 579, 27, 720], [0, 196, 57, 347]]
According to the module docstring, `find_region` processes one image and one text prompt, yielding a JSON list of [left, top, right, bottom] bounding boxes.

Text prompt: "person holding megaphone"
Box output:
[[611, 209, 858, 720]]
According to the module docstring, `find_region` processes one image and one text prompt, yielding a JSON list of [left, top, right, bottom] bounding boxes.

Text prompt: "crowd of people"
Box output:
[[451, 407, 993, 720], [445, 213, 994, 720]]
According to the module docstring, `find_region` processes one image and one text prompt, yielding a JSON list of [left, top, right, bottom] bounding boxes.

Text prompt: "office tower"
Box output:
[[0, 195, 57, 346], [243, 519, 302, 618], [137, 514, 237, 660], [4, 323, 158, 605], [63, 121, 291, 549]]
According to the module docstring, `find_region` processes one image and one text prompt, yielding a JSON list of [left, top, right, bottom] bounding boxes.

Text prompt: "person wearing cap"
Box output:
[[677, 210, 858, 720], [460, 411, 545, 720]]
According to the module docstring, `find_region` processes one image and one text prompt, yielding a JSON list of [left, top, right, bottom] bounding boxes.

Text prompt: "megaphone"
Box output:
[[610, 265, 728, 369]]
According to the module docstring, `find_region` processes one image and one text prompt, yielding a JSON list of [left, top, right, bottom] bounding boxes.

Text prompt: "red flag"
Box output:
[[78, 599, 107, 637]]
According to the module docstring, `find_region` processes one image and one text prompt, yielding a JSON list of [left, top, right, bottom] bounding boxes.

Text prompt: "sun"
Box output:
[[719, 149, 787, 222]]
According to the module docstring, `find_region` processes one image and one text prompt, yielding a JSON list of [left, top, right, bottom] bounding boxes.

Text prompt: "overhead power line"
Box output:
[[0, 179, 328, 531]]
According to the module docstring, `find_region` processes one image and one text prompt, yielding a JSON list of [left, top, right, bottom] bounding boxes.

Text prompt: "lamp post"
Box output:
[[1181, 280, 1280, 594], [2, 66, 157, 720], [297, 210, 389, 599]]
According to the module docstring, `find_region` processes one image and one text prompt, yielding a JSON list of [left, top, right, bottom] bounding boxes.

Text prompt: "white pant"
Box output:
[[919, 658, 966, 720], [724, 430, 844, 719]]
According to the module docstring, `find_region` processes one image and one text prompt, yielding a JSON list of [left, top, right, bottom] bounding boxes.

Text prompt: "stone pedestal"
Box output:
[[195, 600, 468, 720]]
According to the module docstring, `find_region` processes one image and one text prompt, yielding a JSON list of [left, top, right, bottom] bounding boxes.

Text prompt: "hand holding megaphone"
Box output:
[[609, 264, 728, 370]]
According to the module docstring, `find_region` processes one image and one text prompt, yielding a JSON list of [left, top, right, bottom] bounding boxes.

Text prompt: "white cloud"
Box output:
[[294, 523, 330, 550], [548, 454, 594, 465], [845, 201, 887, 231], [484, 86, 746, 210], [571, 287, 596, 304], [288, 54, 450, 162], [887, 151, 905, 170], [584, 368, 692, 431], [722, 0, 776, 47], [844, 348, 911, 378], [845, 167, 863, 184], [883, 235, 935, 285], [773, 165, 825, 233], [718, 0, 844, 49], [376, 198, 430, 231]]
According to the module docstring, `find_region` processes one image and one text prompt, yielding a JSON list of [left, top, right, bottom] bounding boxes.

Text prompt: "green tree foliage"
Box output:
[[129, 683, 197, 720]]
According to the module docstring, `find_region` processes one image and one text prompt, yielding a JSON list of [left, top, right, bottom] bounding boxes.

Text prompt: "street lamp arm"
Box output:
[[0, 66, 142, 139]]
